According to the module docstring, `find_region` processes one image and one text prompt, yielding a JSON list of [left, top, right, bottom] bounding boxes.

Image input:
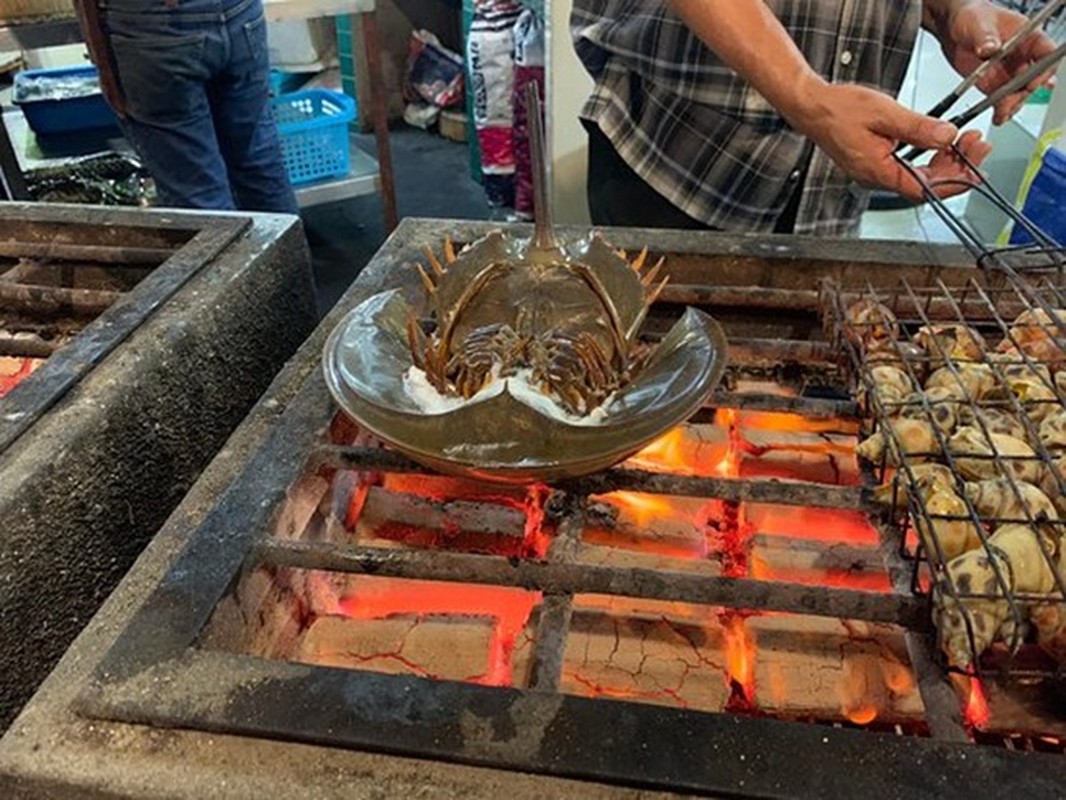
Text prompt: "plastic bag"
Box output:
[[405, 29, 464, 109], [1008, 130, 1065, 247], [467, 0, 524, 209]]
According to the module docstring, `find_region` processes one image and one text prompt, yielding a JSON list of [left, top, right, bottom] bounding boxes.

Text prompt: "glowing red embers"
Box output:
[[0, 356, 42, 397], [341, 471, 552, 559], [294, 573, 540, 687], [965, 676, 991, 730]]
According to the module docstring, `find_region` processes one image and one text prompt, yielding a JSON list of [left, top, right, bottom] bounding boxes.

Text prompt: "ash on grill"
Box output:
[[827, 272, 1066, 691]]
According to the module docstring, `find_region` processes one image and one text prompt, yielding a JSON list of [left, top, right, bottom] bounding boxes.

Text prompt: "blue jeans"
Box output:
[[101, 0, 298, 214]]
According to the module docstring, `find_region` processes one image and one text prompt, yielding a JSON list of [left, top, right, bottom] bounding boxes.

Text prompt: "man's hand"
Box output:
[[668, 0, 994, 200], [786, 80, 993, 202], [929, 0, 1057, 124]]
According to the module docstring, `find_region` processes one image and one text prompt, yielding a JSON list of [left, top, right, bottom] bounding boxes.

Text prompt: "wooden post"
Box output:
[[355, 8, 398, 233]]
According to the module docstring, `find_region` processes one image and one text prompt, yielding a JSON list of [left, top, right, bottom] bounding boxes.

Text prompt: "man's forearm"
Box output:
[[666, 0, 827, 131]]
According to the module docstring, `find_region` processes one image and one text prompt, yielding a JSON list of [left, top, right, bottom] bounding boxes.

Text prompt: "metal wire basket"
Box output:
[[823, 145, 1066, 680]]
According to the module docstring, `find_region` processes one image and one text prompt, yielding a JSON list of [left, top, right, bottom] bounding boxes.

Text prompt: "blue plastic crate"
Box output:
[[272, 89, 356, 186], [12, 65, 119, 135]]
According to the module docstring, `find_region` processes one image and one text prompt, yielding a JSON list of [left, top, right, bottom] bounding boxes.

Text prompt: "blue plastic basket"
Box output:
[[12, 65, 119, 135], [269, 69, 313, 97], [272, 89, 356, 186]]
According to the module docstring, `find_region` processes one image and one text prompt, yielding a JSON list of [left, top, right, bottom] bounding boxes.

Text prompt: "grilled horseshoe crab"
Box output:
[[322, 85, 727, 483], [405, 233, 664, 417]]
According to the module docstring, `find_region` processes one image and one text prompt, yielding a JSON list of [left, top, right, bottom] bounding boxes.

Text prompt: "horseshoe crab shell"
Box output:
[[324, 288, 726, 483]]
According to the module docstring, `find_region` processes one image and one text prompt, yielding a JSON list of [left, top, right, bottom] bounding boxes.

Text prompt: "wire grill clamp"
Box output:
[[823, 167, 1066, 678]]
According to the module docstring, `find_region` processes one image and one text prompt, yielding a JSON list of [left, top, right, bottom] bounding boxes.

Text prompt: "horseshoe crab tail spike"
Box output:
[[527, 81, 556, 251]]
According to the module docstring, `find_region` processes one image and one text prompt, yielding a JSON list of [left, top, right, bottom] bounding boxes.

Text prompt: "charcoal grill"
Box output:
[[1, 219, 1064, 800], [0, 201, 317, 731]]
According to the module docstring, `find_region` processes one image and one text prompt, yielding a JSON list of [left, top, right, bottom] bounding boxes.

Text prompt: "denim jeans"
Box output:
[[101, 0, 298, 214]]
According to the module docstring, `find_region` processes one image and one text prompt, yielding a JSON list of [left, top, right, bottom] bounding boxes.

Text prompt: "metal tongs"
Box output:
[[899, 0, 1066, 162]]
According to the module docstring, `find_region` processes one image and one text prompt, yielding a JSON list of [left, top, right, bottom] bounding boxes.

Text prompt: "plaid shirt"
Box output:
[[572, 0, 923, 235]]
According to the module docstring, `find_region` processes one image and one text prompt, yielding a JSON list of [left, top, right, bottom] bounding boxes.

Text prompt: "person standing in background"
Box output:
[[572, 0, 1057, 236], [73, 0, 298, 214]]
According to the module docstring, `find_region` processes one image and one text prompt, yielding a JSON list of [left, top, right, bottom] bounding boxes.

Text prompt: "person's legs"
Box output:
[[209, 0, 299, 215], [104, 1, 235, 209], [583, 118, 710, 230]]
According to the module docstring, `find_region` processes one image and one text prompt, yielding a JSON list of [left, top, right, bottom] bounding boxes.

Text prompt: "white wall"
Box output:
[[546, 0, 591, 224]]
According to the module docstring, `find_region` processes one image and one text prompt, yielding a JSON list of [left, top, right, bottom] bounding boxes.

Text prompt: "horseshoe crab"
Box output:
[[322, 85, 727, 483]]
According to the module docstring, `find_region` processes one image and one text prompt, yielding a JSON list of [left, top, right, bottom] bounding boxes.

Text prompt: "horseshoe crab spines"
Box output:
[[415, 263, 437, 296], [649, 275, 669, 305], [405, 313, 428, 371], [424, 246, 445, 276], [630, 246, 648, 273], [641, 256, 666, 288]]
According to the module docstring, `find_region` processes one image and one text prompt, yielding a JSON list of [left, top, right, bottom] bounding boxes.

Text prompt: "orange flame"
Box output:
[[746, 505, 879, 546], [714, 409, 741, 477], [629, 427, 692, 472], [964, 676, 990, 729], [607, 491, 679, 528], [882, 659, 917, 697], [379, 471, 526, 504], [738, 410, 858, 436], [723, 616, 755, 699], [844, 704, 879, 726]]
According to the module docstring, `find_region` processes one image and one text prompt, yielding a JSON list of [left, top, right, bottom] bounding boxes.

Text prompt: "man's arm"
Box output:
[[664, 0, 820, 122], [666, 0, 984, 201]]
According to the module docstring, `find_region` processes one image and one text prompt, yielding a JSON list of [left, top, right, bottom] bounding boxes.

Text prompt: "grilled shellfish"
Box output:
[[856, 418, 938, 465], [948, 427, 1043, 485], [844, 298, 899, 353], [915, 483, 983, 561], [933, 521, 1061, 671], [913, 323, 985, 365], [965, 477, 1059, 526]]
